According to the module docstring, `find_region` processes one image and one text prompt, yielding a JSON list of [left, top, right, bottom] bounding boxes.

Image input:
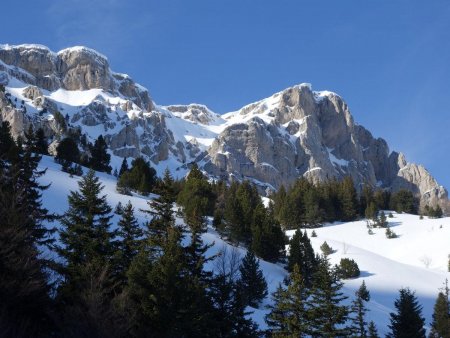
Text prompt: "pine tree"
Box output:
[[238, 250, 268, 308], [387, 288, 426, 338], [429, 279, 450, 338], [307, 256, 350, 337], [115, 201, 143, 286], [118, 157, 129, 177], [57, 169, 116, 301], [0, 121, 16, 159], [89, 134, 112, 174], [117, 157, 157, 195], [126, 177, 213, 336], [177, 163, 216, 219], [340, 176, 358, 221], [367, 321, 380, 338], [55, 136, 80, 169], [0, 129, 54, 336], [288, 230, 317, 286], [350, 281, 371, 337], [209, 258, 259, 337], [16, 125, 55, 246], [251, 203, 285, 262], [35, 127, 48, 154], [288, 229, 303, 272], [266, 264, 310, 337]]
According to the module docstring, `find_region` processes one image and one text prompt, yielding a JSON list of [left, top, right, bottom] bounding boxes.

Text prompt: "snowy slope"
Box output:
[[38, 158, 449, 335]]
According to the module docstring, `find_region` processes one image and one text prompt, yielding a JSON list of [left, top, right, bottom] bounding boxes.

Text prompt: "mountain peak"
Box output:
[[0, 43, 447, 211]]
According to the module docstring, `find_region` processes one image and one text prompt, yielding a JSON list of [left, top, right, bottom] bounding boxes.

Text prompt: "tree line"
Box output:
[[1, 120, 448, 337]]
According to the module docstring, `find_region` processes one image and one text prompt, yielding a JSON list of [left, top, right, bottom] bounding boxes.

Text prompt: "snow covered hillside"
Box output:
[[39, 156, 449, 335]]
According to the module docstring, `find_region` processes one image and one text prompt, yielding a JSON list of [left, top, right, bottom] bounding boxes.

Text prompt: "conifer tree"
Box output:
[[0, 121, 16, 159], [88, 134, 112, 174], [55, 136, 80, 169], [350, 281, 371, 337], [251, 203, 285, 262], [0, 128, 54, 336], [17, 124, 55, 246], [307, 256, 350, 336], [35, 127, 49, 154], [118, 157, 129, 177], [57, 169, 116, 301], [287, 230, 317, 286], [238, 250, 268, 308], [209, 254, 259, 337], [367, 321, 380, 338], [429, 280, 450, 338], [266, 264, 310, 337], [177, 163, 215, 219], [126, 176, 215, 336], [115, 201, 143, 286], [387, 288, 426, 338], [340, 176, 358, 221]]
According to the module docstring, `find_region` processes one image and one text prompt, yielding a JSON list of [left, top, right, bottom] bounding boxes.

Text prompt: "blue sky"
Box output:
[[2, 0, 450, 189]]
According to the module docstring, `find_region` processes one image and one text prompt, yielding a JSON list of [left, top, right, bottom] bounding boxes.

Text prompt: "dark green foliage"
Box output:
[[390, 189, 419, 214], [373, 189, 391, 211], [250, 203, 285, 262], [34, 127, 49, 155], [88, 134, 112, 174], [359, 280, 371, 302], [424, 205, 443, 219], [0, 121, 16, 159], [320, 241, 334, 256], [177, 163, 216, 219], [368, 321, 380, 338], [209, 248, 259, 337], [118, 157, 128, 177], [117, 156, 157, 195], [0, 125, 55, 336], [57, 170, 117, 302], [224, 180, 261, 243], [115, 201, 143, 286], [387, 288, 426, 338], [287, 230, 317, 286], [386, 227, 398, 239], [340, 176, 358, 221], [53, 110, 67, 131], [238, 251, 268, 308], [265, 265, 309, 337], [307, 257, 350, 337], [55, 137, 80, 170], [376, 210, 388, 227], [429, 280, 450, 338], [365, 201, 378, 221], [349, 281, 371, 337], [337, 258, 360, 279], [272, 177, 360, 228]]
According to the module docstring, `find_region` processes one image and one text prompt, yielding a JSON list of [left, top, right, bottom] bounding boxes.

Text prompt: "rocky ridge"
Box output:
[[0, 44, 447, 210]]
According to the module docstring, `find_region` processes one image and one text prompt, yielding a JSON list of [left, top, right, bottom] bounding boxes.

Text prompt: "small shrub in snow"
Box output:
[[388, 212, 393, 218], [420, 215, 424, 220], [320, 241, 334, 256], [337, 258, 360, 279], [385, 227, 397, 239], [368, 228, 374, 235], [311, 230, 317, 237]]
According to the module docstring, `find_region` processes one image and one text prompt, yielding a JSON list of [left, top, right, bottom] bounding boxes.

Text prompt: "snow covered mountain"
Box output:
[[0, 44, 447, 210], [38, 155, 450, 335]]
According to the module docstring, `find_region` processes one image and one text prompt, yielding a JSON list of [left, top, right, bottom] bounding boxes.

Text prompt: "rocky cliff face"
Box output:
[[0, 44, 447, 211]]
